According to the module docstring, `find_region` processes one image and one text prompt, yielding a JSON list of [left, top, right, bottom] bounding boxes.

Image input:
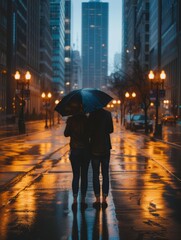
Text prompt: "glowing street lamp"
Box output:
[[112, 100, 121, 122], [65, 81, 71, 93], [55, 99, 60, 124], [41, 92, 52, 128], [148, 70, 166, 137], [14, 70, 31, 134], [125, 91, 136, 123]]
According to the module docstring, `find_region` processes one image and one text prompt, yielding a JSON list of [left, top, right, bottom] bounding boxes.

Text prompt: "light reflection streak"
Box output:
[[0, 192, 11, 239], [39, 142, 52, 156], [14, 185, 36, 226], [111, 128, 179, 227]]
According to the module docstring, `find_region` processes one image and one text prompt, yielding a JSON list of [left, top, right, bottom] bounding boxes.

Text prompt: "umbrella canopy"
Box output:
[[54, 88, 113, 116]]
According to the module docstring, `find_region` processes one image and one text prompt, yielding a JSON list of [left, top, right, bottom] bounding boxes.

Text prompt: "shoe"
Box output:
[[102, 201, 108, 209], [93, 201, 101, 209], [81, 202, 88, 210], [71, 202, 77, 211]]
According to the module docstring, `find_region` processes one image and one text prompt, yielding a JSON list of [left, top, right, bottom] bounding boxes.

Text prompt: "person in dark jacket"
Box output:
[[89, 108, 113, 208], [64, 113, 90, 209]]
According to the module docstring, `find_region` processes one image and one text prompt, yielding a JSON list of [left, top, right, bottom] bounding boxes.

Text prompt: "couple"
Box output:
[[64, 108, 114, 210]]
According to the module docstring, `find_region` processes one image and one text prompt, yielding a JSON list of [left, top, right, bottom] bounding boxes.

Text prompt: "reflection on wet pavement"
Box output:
[[0, 122, 181, 239], [0, 149, 120, 239], [110, 125, 181, 239]]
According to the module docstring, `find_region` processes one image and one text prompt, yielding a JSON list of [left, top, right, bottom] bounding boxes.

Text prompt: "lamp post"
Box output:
[[112, 100, 121, 122], [41, 92, 52, 128], [148, 70, 166, 137], [65, 81, 70, 93], [125, 91, 136, 123], [14, 70, 31, 134], [55, 99, 60, 124]]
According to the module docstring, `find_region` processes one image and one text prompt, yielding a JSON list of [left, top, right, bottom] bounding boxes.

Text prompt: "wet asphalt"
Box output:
[[0, 120, 181, 240]]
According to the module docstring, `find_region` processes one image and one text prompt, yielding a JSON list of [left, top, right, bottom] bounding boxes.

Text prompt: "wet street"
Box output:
[[0, 121, 181, 240]]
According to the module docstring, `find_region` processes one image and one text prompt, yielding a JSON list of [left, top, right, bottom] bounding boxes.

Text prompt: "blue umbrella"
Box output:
[[54, 88, 113, 116]]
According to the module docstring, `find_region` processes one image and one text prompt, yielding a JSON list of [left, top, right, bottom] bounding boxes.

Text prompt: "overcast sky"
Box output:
[[71, 0, 122, 73]]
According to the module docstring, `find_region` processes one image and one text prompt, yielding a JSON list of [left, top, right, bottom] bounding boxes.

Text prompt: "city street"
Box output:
[[1, 1, 181, 239], [0, 120, 181, 239]]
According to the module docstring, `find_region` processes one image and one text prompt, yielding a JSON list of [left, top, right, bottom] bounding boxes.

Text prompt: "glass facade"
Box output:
[[161, 0, 180, 115], [40, 0, 53, 91], [136, 0, 149, 71], [50, 0, 65, 91], [64, 0, 72, 93], [82, 0, 108, 89]]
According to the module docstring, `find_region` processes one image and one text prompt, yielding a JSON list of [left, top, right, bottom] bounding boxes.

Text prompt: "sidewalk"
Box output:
[[0, 121, 68, 191], [0, 120, 48, 139]]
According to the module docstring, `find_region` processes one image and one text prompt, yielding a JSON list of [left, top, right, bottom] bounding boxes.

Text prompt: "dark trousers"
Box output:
[[91, 152, 110, 197], [70, 148, 90, 198]]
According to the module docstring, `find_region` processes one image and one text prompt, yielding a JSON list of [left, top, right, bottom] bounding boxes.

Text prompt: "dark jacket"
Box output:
[[88, 109, 113, 155], [64, 113, 89, 149]]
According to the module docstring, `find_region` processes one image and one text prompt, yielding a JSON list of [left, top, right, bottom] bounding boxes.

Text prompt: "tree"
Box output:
[[109, 60, 152, 134], [109, 70, 134, 125], [129, 61, 151, 133]]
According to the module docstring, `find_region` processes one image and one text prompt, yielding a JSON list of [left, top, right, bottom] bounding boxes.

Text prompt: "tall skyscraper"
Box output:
[[82, 0, 109, 89], [72, 49, 82, 89], [40, 0, 53, 92], [50, 0, 65, 91], [121, 0, 137, 71], [135, 0, 149, 72], [64, 0, 72, 93]]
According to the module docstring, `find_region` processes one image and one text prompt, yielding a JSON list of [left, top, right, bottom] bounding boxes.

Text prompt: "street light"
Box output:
[[55, 99, 60, 124], [65, 81, 70, 93], [41, 92, 52, 128], [148, 70, 166, 137], [125, 91, 136, 124], [112, 100, 121, 122], [14, 70, 31, 134]]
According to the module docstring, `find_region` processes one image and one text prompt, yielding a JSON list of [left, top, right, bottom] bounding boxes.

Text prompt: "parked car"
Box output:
[[130, 114, 153, 132], [161, 114, 177, 125]]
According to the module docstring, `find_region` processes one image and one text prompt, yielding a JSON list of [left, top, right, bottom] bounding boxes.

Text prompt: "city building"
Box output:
[[161, 0, 181, 116], [27, 0, 41, 117], [122, 0, 181, 117], [40, 0, 53, 92], [121, 0, 137, 71], [149, 0, 181, 116], [5, 0, 42, 121], [50, 0, 65, 92], [64, 0, 72, 94], [81, 0, 109, 89], [1, 0, 68, 124], [135, 0, 149, 71], [121, 0, 128, 72], [72, 49, 82, 89], [0, 0, 7, 124]]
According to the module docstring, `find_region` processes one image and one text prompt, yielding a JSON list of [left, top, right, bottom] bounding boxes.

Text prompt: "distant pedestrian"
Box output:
[[64, 113, 90, 210], [88, 108, 114, 208]]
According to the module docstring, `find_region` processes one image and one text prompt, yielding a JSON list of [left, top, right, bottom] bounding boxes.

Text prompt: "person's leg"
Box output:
[[80, 152, 90, 202], [101, 152, 110, 204], [91, 156, 101, 203], [70, 150, 81, 203]]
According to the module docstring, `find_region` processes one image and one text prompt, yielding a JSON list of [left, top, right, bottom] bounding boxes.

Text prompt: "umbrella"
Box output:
[[54, 88, 113, 116]]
